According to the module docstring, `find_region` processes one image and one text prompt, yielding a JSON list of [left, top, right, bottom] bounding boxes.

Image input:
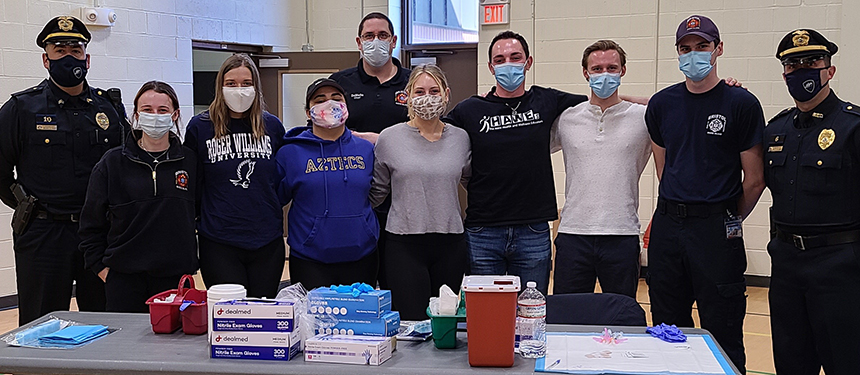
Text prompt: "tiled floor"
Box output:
[[0, 267, 797, 375]]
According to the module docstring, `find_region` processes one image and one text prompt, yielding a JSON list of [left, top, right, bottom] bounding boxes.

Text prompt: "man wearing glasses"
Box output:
[[765, 29, 860, 374], [330, 12, 411, 289]]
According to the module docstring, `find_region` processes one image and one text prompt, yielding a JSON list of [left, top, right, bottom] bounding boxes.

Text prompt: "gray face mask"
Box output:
[[361, 39, 391, 68], [137, 112, 174, 139]]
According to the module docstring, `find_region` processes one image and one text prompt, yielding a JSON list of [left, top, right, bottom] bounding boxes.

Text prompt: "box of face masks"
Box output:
[[212, 299, 296, 332], [313, 311, 400, 337], [210, 330, 301, 361], [304, 334, 392, 365], [308, 288, 391, 317]]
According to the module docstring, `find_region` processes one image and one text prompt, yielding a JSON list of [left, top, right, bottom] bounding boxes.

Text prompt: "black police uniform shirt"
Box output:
[[329, 58, 412, 134], [765, 91, 860, 235], [0, 79, 124, 214], [646, 81, 764, 204], [445, 86, 587, 227], [78, 133, 198, 277]]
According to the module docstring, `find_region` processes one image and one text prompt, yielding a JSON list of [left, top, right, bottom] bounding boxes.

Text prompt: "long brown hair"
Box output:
[[208, 53, 266, 139], [132, 80, 182, 137]]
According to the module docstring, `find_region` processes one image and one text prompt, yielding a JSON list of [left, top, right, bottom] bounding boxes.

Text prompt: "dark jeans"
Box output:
[[104, 271, 184, 313], [553, 233, 640, 298], [198, 236, 286, 298], [288, 250, 378, 291], [385, 232, 468, 321], [647, 204, 747, 374], [768, 238, 860, 375], [465, 222, 552, 295], [14, 218, 105, 325]]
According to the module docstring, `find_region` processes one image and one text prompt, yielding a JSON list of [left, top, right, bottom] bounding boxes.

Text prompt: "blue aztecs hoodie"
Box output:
[[275, 126, 379, 264]]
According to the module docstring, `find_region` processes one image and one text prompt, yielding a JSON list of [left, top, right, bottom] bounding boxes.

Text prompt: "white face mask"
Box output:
[[222, 86, 256, 113], [361, 39, 391, 68], [137, 112, 174, 139], [309, 100, 349, 129]]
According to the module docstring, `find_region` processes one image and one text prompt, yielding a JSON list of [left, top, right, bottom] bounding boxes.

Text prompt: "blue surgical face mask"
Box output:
[[493, 62, 526, 92], [588, 72, 621, 99], [678, 50, 714, 82]]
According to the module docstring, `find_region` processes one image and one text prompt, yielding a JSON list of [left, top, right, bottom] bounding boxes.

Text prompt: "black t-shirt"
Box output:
[[646, 81, 764, 203], [330, 58, 412, 134], [446, 86, 587, 227]]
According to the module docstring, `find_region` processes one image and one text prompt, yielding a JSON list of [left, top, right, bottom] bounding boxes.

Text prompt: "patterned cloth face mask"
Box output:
[[410, 94, 446, 120], [309, 100, 349, 129]]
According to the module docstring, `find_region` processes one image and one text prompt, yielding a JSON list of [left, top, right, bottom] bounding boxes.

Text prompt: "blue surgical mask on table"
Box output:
[[361, 38, 391, 68], [784, 67, 828, 102], [137, 112, 175, 139], [493, 62, 526, 92], [678, 50, 714, 82], [588, 72, 621, 99]]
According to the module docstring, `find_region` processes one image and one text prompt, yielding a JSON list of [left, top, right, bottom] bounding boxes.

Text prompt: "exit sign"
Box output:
[[481, 0, 509, 25]]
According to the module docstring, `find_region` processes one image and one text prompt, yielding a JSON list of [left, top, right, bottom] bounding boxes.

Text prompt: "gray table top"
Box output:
[[0, 311, 739, 375]]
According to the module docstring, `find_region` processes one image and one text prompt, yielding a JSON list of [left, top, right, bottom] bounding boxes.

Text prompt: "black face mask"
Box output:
[[784, 67, 828, 102], [48, 55, 87, 87]]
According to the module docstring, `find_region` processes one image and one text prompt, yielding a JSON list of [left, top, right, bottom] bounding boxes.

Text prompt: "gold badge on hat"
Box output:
[[818, 128, 835, 150], [57, 17, 73, 32], [792, 30, 810, 47], [95, 112, 110, 130]]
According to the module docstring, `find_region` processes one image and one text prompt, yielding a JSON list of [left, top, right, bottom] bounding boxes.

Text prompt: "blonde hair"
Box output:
[[208, 53, 267, 139], [405, 64, 449, 120]]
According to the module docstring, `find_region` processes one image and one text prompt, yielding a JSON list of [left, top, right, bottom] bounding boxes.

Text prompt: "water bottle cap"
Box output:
[[526, 281, 537, 288]]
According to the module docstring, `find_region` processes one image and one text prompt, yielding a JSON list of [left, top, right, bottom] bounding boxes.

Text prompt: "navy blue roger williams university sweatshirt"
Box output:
[[274, 125, 379, 264]]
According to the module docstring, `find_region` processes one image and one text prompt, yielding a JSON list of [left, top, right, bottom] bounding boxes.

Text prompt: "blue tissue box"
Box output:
[[308, 288, 391, 317], [313, 311, 400, 337]]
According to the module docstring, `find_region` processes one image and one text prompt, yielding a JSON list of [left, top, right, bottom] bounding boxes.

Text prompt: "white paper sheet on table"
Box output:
[[535, 332, 734, 375]]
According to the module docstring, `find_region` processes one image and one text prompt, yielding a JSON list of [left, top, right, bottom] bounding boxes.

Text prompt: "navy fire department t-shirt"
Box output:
[[445, 86, 587, 227], [645, 81, 764, 203]]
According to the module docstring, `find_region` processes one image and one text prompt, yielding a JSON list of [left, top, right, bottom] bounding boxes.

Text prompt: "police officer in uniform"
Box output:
[[0, 16, 124, 325], [765, 29, 860, 375]]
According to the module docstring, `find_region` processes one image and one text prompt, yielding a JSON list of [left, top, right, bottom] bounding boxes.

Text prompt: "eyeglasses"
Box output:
[[360, 32, 392, 42], [782, 55, 827, 70]]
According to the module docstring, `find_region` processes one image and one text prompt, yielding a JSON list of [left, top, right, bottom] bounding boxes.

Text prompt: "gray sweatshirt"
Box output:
[[370, 122, 471, 234]]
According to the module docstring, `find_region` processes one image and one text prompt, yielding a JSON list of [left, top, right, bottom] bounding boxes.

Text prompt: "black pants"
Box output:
[[198, 236, 285, 298], [104, 271, 184, 313], [14, 218, 105, 325], [374, 205, 390, 290], [288, 250, 378, 291], [385, 233, 468, 321], [553, 233, 640, 298], [768, 238, 860, 375], [647, 205, 747, 374]]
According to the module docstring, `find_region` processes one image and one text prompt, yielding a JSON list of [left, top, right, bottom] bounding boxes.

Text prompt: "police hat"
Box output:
[[776, 29, 838, 61], [305, 78, 345, 110], [36, 16, 90, 48]]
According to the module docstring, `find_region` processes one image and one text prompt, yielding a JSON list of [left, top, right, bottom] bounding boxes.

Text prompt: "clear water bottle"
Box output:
[[516, 281, 546, 358]]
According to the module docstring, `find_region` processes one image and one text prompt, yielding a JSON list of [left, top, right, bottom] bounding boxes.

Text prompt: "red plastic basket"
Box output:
[[145, 275, 199, 334], [180, 288, 208, 335]]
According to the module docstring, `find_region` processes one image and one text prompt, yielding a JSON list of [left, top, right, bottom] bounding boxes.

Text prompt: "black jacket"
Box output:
[[78, 132, 198, 276]]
